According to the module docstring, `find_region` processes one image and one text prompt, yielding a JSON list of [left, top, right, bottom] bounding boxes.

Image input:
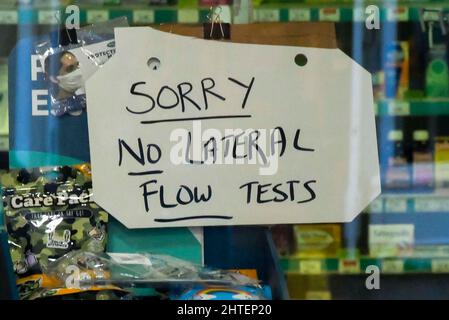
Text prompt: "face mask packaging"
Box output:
[[0, 165, 109, 299], [35, 17, 129, 117]]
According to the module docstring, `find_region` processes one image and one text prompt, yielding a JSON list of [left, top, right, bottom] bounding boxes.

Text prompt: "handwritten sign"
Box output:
[[86, 27, 380, 228]]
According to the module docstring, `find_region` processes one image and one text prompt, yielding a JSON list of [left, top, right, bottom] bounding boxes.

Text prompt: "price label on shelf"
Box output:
[[414, 198, 440, 213], [387, 101, 410, 116], [38, 10, 60, 24], [431, 259, 449, 273], [299, 260, 322, 274], [254, 9, 280, 22], [339, 259, 360, 273], [288, 9, 311, 22], [387, 7, 409, 22], [0, 11, 18, 24], [87, 10, 109, 23], [439, 199, 449, 212], [133, 10, 155, 24], [319, 8, 340, 22], [382, 259, 404, 273], [368, 198, 383, 213], [177, 9, 199, 23], [422, 9, 440, 22], [385, 198, 407, 213]]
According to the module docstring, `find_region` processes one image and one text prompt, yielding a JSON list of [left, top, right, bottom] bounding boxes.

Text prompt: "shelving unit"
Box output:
[[0, 1, 446, 24], [0, 5, 219, 25], [376, 99, 449, 116], [1, 0, 449, 300], [281, 256, 449, 275], [367, 189, 449, 214]]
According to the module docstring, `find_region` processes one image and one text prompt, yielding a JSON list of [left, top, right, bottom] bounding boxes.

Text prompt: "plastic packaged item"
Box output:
[[35, 17, 128, 117], [412, 130, 434, 189], [435, 136, 449, 188], [15, 273, 127, 300], [1, 165, 108, 280], [43, 250, 260, 292], [27, 287, 128, 300], [293, 224, 341, 258], [174, 285, 271, 300], [384, 130, 411, 189]]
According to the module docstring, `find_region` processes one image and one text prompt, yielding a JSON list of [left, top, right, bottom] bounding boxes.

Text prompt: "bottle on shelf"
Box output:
[[384, 130, 411, 190], [425, 44, 449, 98], [412, 130, 434, 190], [435, 136, 449, 188]]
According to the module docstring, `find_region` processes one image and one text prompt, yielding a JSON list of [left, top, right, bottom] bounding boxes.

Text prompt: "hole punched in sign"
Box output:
[[147, 57, 161, 70], [295, 54, 308, 67]]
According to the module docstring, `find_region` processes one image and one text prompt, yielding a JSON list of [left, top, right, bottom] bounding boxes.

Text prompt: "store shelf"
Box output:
[[366, 189, 449, 214], [253, 4, 442, 23], [0, 6, 216, 25], [375, 99, 449, 117], [280, 256, 449, 275], [0, 2, 448, 24]]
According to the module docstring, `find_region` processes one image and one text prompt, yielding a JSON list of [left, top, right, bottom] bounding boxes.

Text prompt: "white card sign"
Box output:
[[86, 27, 380, 228]]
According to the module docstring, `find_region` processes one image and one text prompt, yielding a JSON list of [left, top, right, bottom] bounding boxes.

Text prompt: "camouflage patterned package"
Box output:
[[0, 164, 108, 283]]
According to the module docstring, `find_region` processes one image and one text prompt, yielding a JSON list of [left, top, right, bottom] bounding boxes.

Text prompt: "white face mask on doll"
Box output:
[[56, 68, 84, 93]]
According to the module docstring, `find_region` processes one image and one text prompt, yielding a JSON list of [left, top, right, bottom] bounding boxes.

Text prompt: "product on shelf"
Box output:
[[17, 273, 127, 300], [35, 17, 128, 117], [398, 42, 410, 98], [0, 165, 109, 299], [384, 42, 409, 99], [425, 44, 449, 98], [293, 224, 341, 258], [435, 136, 449, 188], [369, 224, 414, 258], [37, 250, 267, 300], [412, 130, 434, 189], [384, 130, 411, 189], [47, 250, 257, 287], [174, 285, 271, 300]]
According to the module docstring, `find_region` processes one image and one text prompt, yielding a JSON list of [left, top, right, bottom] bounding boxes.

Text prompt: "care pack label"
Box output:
[[86, 27, 380, 228]]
